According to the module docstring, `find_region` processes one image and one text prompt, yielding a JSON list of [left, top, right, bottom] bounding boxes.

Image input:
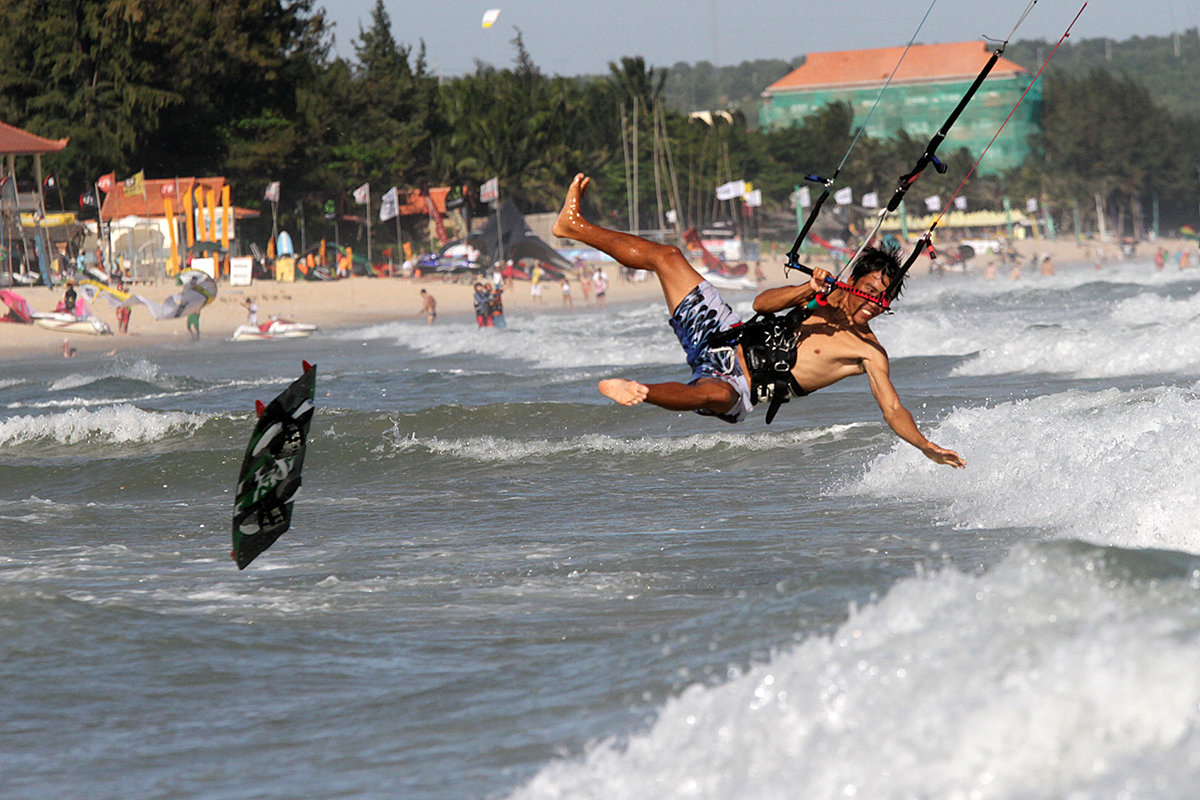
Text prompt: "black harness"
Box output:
[[708, 306, 811, 424]]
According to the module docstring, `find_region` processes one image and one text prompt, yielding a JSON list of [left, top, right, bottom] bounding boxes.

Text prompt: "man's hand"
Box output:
[[922, 443, 966, 468], [809, 267, 833, 295]]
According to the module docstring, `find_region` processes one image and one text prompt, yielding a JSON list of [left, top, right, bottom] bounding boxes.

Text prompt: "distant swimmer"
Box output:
[[552, 173, 964, 468], [420, 289, 436, 325]]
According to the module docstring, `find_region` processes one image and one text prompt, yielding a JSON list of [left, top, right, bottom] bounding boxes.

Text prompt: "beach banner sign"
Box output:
[[190, 257, 217, 280], [480, 177, 499, 204], [230, 256, 253, 287]]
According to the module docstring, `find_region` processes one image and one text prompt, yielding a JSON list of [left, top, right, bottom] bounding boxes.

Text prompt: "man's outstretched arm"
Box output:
[[863, 349, 966, 468]]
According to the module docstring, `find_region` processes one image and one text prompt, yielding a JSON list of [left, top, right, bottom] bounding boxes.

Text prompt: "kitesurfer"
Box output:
[[552, 173, 964, 468]]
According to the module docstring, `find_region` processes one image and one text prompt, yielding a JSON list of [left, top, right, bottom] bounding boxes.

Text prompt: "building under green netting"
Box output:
[[759, 41, 1040, 175]]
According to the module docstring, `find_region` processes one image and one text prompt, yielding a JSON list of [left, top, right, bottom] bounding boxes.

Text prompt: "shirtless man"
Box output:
[[552, 173, 964, 468], [420, 288, 436, 325]]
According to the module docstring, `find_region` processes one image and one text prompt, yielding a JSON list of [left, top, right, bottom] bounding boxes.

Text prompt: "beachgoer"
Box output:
[[186, 310, 201, 340], [420, 289, 437, 325], [551, 173, 964, 468], [62, 282, 77, 315], [244, 297, 258, 326], [592, 266, 608, 310], [473, 283, 493, 328], [530, 263, 544, 302], [580, 269, 592, 307], [115, 281, 131, 333], [561, 277, 573, 309], [62, 338, 76, 358], [1040, 255, 1054, 276]]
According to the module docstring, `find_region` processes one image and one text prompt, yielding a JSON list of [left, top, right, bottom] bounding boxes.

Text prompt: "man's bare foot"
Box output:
[[598, 378, 649, 406], [552, 173, 590, 240]]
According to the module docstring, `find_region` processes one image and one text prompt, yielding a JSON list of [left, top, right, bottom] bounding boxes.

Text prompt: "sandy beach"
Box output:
[[3, 236, 1191, 361], [0, 268, 669, 360]]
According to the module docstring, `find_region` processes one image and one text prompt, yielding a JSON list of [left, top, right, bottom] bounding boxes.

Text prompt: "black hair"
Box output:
[[849, 242, 905, 301]]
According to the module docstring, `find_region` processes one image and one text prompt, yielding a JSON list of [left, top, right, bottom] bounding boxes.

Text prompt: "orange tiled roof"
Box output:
[[398, 186, 451, 216], [0, 120, 69, 155], [765, 41, 1028, 94], [100, 177, 227, 218]]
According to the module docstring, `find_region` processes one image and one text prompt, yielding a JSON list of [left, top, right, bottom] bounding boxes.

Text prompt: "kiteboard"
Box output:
[[231, 361, 317, 569]]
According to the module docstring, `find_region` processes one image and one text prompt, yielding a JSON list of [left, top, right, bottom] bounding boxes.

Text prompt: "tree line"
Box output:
[[1, 0, 1197, 252]]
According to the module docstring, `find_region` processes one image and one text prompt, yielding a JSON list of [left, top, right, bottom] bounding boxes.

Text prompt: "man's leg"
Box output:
[[598, 377, 737, 414], [553, 173, 702, 313]]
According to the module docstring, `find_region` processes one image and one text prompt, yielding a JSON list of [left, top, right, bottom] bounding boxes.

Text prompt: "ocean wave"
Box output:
[[335, 306, 686, 370], [380, 424, 867, 462], [850, 386, 1200, 552], [509, 541, 1200, 799], [0, 405, 211, 447]]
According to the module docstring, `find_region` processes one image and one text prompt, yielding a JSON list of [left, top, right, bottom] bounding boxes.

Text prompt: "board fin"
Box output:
[[231, 362, 317, 569]]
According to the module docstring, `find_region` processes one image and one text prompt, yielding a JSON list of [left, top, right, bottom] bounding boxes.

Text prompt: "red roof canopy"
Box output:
[[766, 41, 1028, 94], [0, 120, 69, 155], [100, 177, 226, 218]]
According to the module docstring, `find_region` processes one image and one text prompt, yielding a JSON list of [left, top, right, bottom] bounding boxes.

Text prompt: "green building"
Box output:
[[759, 41, 1040, 175]]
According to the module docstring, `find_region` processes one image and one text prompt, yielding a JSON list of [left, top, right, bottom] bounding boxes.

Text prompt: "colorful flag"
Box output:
[[122, 170, 145, 196], [716, 180, 746, 201], [480, 177, 499, 204], [264, 181, 281, 203], [353, 182, 370, 204], [96, 172, 116, 194], [380, 187, 399, 221]]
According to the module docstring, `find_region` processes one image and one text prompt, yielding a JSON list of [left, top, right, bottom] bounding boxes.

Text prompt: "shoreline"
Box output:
[[3, 236, 1190, 362], [0, 269, 671, 362]]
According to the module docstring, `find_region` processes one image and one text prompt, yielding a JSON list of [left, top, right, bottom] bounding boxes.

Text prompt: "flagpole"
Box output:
[[366, 185, 372, 267]]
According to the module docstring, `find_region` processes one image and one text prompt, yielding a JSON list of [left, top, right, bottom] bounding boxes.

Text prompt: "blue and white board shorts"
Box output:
[[668, 281, 753, 424]]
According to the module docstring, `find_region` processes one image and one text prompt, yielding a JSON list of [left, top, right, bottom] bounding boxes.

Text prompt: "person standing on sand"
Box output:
[[592, 266, 608, 310], [420, 289, 437, 325], [561, 277, 573, 310], [244, 297, 258, 327], [186, 310, 201, 340], [551, 172, 964, 469]]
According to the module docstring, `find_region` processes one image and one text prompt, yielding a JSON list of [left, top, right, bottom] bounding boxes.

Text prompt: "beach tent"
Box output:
[[453, 199, 573, 277]]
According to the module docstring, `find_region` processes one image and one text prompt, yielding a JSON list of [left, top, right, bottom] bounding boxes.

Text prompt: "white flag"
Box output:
[[743, 189, 762, 207], [480, 177, 499, 203], [861, 191, 879, 209], [954, 196, 968, 211], [716, 180, 746, 201], [353, 182, 370, 205], [380, 187, 399, 221], [1026, 197, 1039, 213], [924, 195, 941, 212], [263, 181, 280, 203], [797, 186, 811, 208], [834, 186, 853, 206]]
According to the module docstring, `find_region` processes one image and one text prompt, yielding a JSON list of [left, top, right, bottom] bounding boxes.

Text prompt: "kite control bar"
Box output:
[[784, 256, 890, 309]]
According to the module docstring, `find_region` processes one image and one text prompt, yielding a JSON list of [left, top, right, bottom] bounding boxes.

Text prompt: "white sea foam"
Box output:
[[0, 404, 209, 446], [851, 385, 1200, 552], [382, 424, 866, 462], [47, 358, 170, 392], [509, 546, 1200, 799], [338, 305, 691, 370]]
